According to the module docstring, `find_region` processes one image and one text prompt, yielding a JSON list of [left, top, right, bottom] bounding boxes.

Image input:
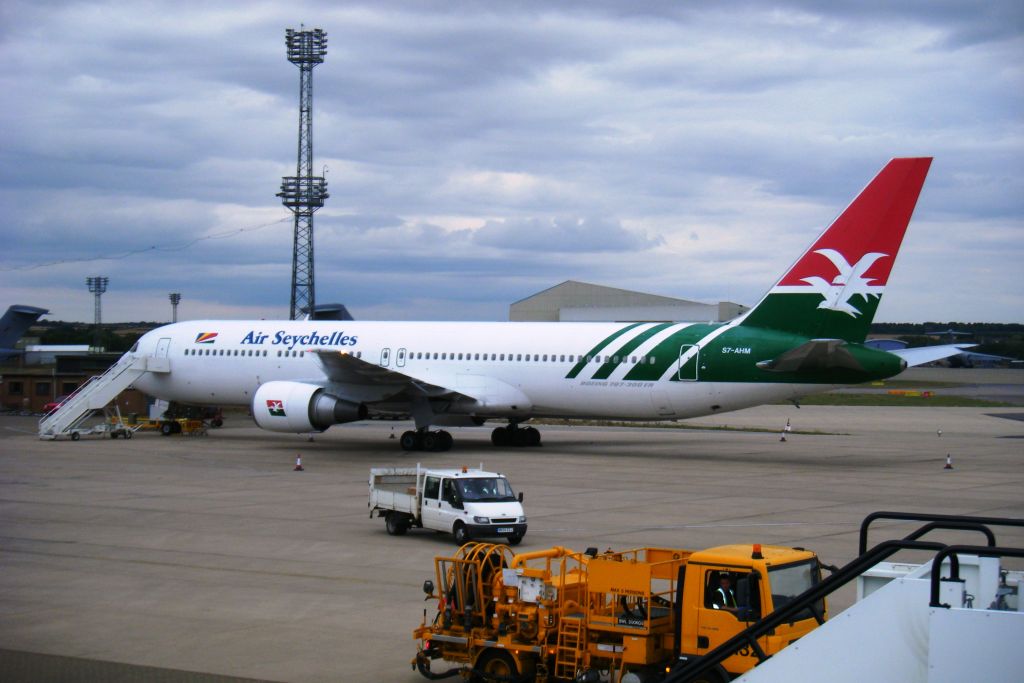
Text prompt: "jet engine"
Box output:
[[252, 381, 366, 433]]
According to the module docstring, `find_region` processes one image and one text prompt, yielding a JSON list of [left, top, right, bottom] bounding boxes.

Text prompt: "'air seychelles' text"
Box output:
[[240, 330, 358, 350]]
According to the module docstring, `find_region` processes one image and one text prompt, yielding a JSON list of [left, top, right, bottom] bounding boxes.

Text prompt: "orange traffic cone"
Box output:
[[944, 454, 953, 470], [294, 455, 305, 471]]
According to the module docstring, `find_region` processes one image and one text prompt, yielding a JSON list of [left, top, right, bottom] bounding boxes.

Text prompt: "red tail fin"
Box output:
[[741, 158, 932, 342]]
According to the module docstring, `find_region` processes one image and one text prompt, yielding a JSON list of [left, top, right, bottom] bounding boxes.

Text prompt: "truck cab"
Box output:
[[679, 544, 825, 674]]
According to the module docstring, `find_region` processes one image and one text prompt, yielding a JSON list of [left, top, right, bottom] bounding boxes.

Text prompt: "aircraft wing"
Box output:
[[756, 339, 864, 373], [889, 344, 976, 368], [308, 349, 471, 400]]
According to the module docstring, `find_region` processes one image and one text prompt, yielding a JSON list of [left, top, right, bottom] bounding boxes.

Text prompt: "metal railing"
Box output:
[[667, 511, 1024, 683]]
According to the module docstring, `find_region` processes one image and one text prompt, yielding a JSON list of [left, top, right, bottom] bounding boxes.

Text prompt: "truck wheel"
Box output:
[[70, 432, 80, 441], [473, 649, 518, 683], [385, 512, 408, 536], [160, 422, 174, 436], [453, 522, 470, 545], [506, 533, 524, 546]]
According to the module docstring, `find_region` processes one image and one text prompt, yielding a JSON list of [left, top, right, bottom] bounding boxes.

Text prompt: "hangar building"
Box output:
[[509, 280, 748, 323]]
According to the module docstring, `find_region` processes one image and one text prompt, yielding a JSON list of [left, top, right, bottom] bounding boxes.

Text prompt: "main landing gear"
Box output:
[[491, 423, 541, 447], [400, 428, 454, 452]]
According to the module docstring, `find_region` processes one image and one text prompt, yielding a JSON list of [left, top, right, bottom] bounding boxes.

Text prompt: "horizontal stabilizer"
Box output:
[[890, 344, 975, 368], [756, 339, 864, 373]]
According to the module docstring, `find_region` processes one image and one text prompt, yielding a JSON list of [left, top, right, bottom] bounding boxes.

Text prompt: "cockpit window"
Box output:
[[130, 342, 139, 352]]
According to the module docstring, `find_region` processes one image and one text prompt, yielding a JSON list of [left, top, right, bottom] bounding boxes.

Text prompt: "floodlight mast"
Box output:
[[278, 27, 329, 320], [169, 292, 181, 323], [85, 276, 109, 348]]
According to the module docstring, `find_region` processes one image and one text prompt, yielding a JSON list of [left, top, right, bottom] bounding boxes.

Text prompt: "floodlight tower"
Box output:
[[278, 27, 329, 320], [169, 292, 181, 323], [85, 276, 109, 348]]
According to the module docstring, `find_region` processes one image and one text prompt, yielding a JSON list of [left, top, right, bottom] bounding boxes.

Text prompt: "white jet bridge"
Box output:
[[38, 350, 168, 440], [668, 512, 1024, 683]]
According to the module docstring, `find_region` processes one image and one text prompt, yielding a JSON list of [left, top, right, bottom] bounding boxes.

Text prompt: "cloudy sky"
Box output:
[[1, 1, 1021, 324]]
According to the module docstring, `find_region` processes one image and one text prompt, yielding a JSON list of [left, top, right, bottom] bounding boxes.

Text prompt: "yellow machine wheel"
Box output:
[[473, 649, 519, 683]]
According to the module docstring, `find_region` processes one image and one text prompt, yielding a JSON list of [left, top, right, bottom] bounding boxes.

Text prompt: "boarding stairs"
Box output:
[[668, 512, 1024, 683], [38, 352, 167, 439]]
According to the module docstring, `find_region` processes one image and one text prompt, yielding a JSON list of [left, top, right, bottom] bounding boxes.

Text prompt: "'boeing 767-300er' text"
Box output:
[[78, 158, 962, 451]]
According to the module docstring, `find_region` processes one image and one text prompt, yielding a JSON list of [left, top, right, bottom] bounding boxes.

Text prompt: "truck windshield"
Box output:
[[456, 477, 517, 503], [767, 559, 822, 619]]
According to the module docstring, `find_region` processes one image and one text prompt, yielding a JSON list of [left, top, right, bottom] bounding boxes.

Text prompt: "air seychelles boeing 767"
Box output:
[[132, 157, 954, 451]]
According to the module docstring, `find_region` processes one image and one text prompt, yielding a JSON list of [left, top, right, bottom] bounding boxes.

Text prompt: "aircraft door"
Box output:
[[397, 348, 407, 368], [380, 347, 391, 367], [156, 337, 172, 358], [678, 344, 700, 381]]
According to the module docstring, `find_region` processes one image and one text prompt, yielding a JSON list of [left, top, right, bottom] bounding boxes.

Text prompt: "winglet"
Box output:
[[740, 158, 932, 342]]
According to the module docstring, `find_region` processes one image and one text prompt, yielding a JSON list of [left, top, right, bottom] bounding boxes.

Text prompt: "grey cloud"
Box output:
[[472, 217, 663, 253], [0, 0, 1020, 322]]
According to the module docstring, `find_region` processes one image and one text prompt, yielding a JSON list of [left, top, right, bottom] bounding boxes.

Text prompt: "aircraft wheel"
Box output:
[[438, 430, 453, 451], [491, 427, 510, 446], [399, 431, 419, 451], [510, 427, 529, 447], [422, 431, 441, 452], [524, 426, 541, 447]]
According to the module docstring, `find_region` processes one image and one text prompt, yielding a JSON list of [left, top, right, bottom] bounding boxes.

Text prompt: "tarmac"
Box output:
[[1, 368, 1023, 682]]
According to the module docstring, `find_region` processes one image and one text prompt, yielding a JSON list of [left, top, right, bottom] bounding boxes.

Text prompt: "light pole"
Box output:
[[169, 293, 181, 323], [85, 276, 109, 349]]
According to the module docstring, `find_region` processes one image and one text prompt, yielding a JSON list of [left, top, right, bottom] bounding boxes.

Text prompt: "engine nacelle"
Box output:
[[252, 381, 367, 433]]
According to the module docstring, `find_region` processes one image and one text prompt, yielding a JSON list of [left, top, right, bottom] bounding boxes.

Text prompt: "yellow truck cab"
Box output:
[[678, 544, 825, 675]]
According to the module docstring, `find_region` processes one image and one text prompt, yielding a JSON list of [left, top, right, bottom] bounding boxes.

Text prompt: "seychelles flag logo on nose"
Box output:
[[195, 332, 218, 344], [266, 400, 286, 417]]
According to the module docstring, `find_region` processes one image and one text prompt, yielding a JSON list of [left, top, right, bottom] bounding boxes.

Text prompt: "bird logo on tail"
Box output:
[[800, 249, 888, 317]]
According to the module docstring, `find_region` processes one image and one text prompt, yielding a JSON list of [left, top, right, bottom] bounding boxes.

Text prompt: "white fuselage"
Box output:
[[132, 319, 825, 422]]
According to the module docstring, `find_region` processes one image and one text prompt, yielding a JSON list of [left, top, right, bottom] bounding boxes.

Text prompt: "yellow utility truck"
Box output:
[[413, 541, 824, 682]]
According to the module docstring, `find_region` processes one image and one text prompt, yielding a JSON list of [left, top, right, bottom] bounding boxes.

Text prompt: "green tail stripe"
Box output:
[[591, 322, 676, 380], [565, 322, 645, 379], [622, 324, 719, 381]]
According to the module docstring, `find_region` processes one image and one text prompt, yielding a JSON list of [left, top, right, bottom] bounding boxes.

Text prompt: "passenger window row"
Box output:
[[404, 351, 658, 365], [183, 348, 365, 359]]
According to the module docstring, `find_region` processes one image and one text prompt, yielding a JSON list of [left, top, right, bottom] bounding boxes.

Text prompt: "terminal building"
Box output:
[[509, 280, 747, 323]]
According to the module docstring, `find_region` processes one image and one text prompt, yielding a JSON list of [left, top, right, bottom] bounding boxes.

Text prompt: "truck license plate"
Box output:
[[497, 527, 513, 534]]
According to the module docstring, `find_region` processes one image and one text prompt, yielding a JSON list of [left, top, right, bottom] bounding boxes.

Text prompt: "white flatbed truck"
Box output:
[[369, 464, 527, 544]]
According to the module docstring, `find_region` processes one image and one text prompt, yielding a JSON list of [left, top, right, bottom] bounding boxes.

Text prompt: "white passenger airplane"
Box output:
[[130, 158, 960, 451]]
